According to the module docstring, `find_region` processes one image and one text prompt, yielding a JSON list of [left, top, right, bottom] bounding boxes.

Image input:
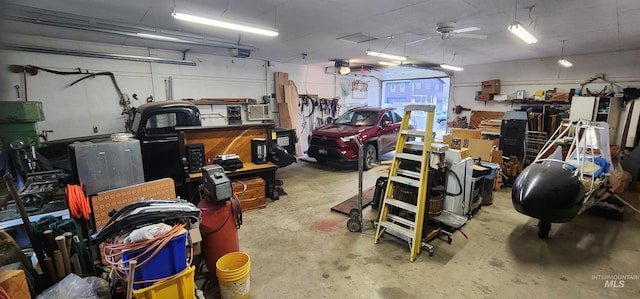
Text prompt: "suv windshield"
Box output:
[[335, 110, 379, 126]]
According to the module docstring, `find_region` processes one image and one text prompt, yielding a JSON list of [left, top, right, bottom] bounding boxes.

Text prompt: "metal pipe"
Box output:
[[4, 45, 197, 66]]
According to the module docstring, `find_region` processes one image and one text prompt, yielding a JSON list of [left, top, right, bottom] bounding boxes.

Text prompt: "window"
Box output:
[[399, 83, 405, 92], [381, 77, 450, 139], [380, 112, 393, 126]]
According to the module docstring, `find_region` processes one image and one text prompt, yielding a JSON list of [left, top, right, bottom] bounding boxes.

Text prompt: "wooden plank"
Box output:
[[181, 125, 272, 166], [274, 72, 288, 103], [469, 110, 505, 129], [90, 178, 176, 230], [468, 138, 495, 161], [285, 81, 304, 156]]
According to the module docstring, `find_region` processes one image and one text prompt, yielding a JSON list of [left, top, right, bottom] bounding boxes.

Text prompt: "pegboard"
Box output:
[[90, 178, 176, 230]]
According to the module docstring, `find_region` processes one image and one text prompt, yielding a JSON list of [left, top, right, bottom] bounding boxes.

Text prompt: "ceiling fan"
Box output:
[[406, 22, 487, 46]]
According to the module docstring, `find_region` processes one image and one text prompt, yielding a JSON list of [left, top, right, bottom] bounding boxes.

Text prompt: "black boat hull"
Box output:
[[512, 164, 586, 223]]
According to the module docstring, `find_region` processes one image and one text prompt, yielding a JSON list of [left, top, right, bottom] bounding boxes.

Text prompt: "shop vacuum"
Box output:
[[197, 164, 242, 273]]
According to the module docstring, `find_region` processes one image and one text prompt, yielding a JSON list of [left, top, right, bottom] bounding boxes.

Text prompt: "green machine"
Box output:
[[0, 101, 45, 150]]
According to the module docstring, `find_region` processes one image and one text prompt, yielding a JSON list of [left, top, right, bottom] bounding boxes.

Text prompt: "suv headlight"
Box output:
[[340, 134, 358, 142]]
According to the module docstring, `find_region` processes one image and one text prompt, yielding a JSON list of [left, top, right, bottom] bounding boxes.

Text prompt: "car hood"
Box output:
[[312, 124, 369, 138]]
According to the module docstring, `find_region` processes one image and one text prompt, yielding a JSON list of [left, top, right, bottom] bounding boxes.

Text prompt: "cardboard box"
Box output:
[[0, 269, 30, 299], [481, 80, 500, 95], [447, 148, 469, 160], [452, 128, 482, 140], [478, 94, 493, 101], [442, 134, 452, 146], [468, 138, 495, 161]]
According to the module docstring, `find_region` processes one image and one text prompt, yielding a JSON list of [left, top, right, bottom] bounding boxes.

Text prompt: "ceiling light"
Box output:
[[508, 22, 537, 44], [136, 33, 182, 41], [366, 50, 407, 61], [558, 59, 573, 67], [378, 61, 399, 66], [557, 40, 572, 67], [172, 12, 279, 37], [339, 67, 351, 74], [440, 64, 464, 71]]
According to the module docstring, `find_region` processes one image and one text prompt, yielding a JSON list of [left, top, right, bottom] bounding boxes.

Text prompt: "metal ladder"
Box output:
[[374, 104, 436, 261]]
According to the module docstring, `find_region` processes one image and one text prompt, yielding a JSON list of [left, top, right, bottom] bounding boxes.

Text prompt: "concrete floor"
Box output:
[[206, 160, 640, 298]]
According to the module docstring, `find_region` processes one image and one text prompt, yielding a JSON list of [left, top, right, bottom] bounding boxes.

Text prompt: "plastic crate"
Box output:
[[122, 232, 188, 290], [132, 266, 195, 299]]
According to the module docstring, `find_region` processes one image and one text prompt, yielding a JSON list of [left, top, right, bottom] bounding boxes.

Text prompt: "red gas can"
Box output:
[[198, 200, 240, 272]]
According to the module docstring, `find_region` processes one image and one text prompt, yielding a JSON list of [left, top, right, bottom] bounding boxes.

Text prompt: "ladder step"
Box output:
[[405, 141, 425, 151], [401, 130, 428, 137], [396, 169, 421, 179], [404, 104, 436, 112], [379, 221, 415, 239], [390, 175, 421, 188], [384, 198, 417, 213], [386, 214, 416, 228], [395, 153, 423, 162]]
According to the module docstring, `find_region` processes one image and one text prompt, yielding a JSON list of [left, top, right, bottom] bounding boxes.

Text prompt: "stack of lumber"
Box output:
[[478, 119, 502, 134]]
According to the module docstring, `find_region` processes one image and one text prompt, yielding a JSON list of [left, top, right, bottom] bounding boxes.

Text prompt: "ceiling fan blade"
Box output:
[[454, 33, 488, 39], [406, 35, 438, 45], [453, 26, 480, 33]]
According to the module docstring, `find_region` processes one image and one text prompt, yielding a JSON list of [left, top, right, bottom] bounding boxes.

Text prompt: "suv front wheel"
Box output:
[[363, 144, 377, 170]]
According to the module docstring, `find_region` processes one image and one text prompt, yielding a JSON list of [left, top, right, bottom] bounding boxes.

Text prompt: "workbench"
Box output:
[[179, 123, 280, 201]]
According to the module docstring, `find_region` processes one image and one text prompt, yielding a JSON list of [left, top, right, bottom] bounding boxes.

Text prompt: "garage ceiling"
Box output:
[[2, 0, 640, 68]]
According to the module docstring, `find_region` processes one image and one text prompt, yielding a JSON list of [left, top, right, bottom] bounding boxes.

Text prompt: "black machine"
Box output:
[[251, 138, 268, 164], [200, 164, 233, 202], [185, 143, 205, 173]]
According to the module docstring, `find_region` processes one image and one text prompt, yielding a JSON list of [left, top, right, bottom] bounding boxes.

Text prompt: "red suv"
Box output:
[[307, 107, 405, 170]]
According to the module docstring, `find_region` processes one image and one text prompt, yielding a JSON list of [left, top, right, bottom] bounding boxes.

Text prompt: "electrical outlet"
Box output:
[[93, 126, 98, 133]]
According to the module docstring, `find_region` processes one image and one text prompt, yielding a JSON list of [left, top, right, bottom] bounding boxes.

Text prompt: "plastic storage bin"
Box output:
[[122, 232, 188, 290], [132, 265, 195, 299]]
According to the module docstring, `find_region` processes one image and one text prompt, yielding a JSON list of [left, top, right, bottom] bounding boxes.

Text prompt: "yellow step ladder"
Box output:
[[374, 104, 436, 261]]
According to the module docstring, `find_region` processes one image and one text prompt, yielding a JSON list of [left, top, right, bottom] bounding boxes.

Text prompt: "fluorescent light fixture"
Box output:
[[339, 67, 351, 74], [136, 33, 182, 41], [508, 22, 537, 44], [366, 50, 407, 61], [558, 59, 573, 67], [440, 64, 464, 71], [172, 12, 279, 37], [378, 61, 400, 66]]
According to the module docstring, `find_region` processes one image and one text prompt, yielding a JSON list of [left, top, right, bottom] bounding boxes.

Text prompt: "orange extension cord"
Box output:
[[102, 222, 193, 285], [65, 184, 91, 220]]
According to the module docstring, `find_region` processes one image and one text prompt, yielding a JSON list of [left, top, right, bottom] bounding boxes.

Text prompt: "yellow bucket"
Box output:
[[216, 251, 251, 299]]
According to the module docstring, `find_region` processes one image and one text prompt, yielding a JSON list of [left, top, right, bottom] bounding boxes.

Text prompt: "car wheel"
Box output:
[[363, 144, 376, 170]]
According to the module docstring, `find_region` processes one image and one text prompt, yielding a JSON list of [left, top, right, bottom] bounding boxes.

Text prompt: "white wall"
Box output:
[[450, 49, 640, 145], [1, 35, 384, 148]]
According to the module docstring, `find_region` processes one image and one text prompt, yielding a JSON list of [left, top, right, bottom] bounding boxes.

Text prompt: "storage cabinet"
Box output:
[[569, 96, 621, 143]]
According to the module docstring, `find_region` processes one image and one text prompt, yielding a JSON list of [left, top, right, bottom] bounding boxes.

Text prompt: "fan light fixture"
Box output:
[[366, 50, 407, 61], [558, 40, 573, 67], [172, 12, 279, 37], [440, 64, 464, 71], [508, 22, 537, 44], [378, 61, 400, 66], [339, 67, 351, 74]]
